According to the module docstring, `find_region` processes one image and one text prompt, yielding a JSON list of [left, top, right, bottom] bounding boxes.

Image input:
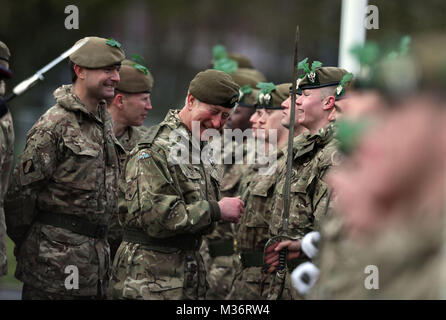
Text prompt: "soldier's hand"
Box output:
[[264, 240, 302, 266], [218, 196, 244, 223]]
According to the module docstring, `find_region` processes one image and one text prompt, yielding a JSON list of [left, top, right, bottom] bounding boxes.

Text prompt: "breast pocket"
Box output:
[[54, 137, 100, 191], [177, 164, 202, 203], [270, 173, 314, 237], [246, 177, 275, 227]]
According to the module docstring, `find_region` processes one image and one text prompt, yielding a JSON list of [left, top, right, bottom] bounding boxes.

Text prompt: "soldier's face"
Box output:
[[224, 106, 254, 131], [281, 95, 299, 129], [189, 98, 231, 140], [264, 109, 287, 143], [122, 92, 152, 126], [83, 65, 121, 100], [249, 109, 267, 139], [295, 88, 329, 132]]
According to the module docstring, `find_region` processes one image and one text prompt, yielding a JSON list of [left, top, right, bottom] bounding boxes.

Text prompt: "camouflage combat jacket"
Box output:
[[4, 84, 120, 296], [109, 125, 149, 260], [270, 122, 339, 239], [200, 137, 252, 299], [0, 111, 14, 276], [110, 109, 221, 300], [228, 145, 287, 300]]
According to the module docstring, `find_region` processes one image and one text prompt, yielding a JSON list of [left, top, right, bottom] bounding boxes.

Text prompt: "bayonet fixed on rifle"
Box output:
[[5, 37, 89, 102]]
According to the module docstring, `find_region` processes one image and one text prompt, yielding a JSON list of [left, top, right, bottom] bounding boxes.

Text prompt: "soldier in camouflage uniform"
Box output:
[[264, 66, 348, 300], [309, 36, 446, 299], [202, 61, 265, 299], [228, 83, 297, 299], [0, 40, 13, 277], [107, 58, 154, 261], [109, 69, 244, 300], [4, 37, 125, 299]]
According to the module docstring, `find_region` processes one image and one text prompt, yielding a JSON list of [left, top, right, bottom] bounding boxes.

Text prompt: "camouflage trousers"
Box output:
[[199, 240, 235, 300], [109, 242, 208, 300], [228, 258, 299, 300], [22, 284, 103, 300]]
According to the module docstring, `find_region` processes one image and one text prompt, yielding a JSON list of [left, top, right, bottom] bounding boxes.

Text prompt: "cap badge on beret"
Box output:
[[106, 38, 122, 48], [239, 85, 252, 103], [336, 72, 354, 98], [298, 58, 323, 85], [256, 82, 276, 107]]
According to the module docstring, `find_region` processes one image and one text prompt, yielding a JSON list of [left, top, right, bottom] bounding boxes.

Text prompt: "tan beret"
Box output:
[[189, 69, 240, 108], [256, 82, 290, 109], [231, 68, 267, 88], [298, 67, 348, 91], [117, 59, 153, 93], [238, 88, 259, 108], [228, 52, 254, 69], [69, 36, 125, 68]]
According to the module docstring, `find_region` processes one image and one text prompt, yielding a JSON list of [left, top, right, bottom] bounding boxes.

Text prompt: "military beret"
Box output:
[[189, 69, 240, 108], [298, 67, 349, 91], [228, 52, 254, 69], [69, 36, 125, 68], [231, 68, 266, 88], [256, 82, 290, 110], [0, 40, 10, 67], [116, 59, 153, 93], [238, 86, 259, 108]]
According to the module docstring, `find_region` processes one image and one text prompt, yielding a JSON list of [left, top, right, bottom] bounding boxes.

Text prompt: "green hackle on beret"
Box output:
[[238, 86, 259, 108], [189, 69, 240, 108], [69, 36, 125, 68], [297, 65, 349, 92], [117, 59, 153, 93], [256, 82, 289, 109]]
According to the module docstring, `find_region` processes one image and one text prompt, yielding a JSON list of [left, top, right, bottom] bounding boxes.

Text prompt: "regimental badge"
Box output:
[[23, 159, 35, 174], [336, 85, 343, 96], [138, 152, 150, 160], [308, 71, 316, 83]]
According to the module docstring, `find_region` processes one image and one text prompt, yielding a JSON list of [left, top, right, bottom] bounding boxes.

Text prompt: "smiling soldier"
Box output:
[[107, 58, 154, 261], [5, 36, 125, 300], [110, 69, 245, 300]]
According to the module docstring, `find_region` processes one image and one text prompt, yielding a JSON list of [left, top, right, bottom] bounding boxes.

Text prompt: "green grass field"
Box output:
[[0, 237, 23, 290]]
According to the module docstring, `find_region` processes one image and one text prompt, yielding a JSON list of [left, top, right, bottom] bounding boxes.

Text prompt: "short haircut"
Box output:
[[69, 60, 77, 83]]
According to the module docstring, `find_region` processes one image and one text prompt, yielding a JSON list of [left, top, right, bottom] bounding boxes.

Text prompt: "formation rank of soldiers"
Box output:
[[1, 34, 445, 300]]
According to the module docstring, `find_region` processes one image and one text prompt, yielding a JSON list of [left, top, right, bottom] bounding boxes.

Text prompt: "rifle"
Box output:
[[4, 37, 89, 102]]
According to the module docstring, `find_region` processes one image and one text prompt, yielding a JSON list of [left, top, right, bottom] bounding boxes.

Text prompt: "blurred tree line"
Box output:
[[1, 0, 446, 155]]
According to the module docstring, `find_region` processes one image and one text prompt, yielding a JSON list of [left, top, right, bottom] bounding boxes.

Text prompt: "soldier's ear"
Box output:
[[74, 64, 86, 80], [186, 93, 196, 110], [322, 95, 336, 111], [114, 93, 124, 109]]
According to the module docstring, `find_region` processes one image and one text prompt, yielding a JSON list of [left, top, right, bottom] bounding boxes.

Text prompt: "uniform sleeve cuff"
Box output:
[[209, 200, 221, 221]]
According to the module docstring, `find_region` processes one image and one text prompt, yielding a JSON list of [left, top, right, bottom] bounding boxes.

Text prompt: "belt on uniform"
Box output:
[[240, 251, 307, 269], [123, 228, 202, 251], [240, 251, 264, 268], [208, 239, 235, 257], [36, 211, 108, 239]]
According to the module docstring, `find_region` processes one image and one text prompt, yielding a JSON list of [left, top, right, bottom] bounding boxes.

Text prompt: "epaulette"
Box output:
[[137, 124, 161, 148]]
